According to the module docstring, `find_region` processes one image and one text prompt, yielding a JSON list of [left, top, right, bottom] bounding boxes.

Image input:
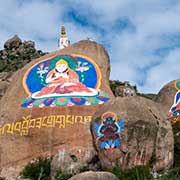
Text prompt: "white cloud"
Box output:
[[0, 0, 180, 93]]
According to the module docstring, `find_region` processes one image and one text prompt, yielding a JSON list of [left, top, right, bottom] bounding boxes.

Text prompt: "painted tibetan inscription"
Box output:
[[169, 80, 180, 124], [21, 54, 109, 108]]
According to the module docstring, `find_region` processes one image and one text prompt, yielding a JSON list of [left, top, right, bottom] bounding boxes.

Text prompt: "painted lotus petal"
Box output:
[[55, 97, 68, 106], [70, 98, 86, 105], [43, 98, 55, 106], [21, 97, 32, 103], [21, 99, 34, 107], [97, 96, 110, 102], [33, 99, 44, 106], [87, 97, 99, 105]]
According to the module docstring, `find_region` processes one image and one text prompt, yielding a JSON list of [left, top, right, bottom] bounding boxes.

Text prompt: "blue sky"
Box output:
[[0, 0, 180, 93]]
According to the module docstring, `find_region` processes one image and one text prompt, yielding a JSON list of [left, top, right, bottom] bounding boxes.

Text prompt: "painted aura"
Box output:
[[21, 54, 109, 108], [93, 112, 124, 150]]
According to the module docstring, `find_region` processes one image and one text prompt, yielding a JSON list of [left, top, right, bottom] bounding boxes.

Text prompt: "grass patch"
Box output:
[[20, 157, 51, 180]]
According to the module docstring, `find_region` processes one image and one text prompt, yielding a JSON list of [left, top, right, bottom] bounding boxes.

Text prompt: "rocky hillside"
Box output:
[[0, 36, 179, 180], [0, 35, 46, 99], [0, 35, 46, 72]]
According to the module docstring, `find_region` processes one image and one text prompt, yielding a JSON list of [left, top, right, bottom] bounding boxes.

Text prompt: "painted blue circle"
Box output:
[[25, 55, 98, 94]]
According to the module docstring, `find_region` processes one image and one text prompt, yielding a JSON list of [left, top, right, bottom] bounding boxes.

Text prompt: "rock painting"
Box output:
[[93, 112, 124, 150], [169, 80, 180, 124], [123, 88, 135, 97], [21, 54, 109, 108]]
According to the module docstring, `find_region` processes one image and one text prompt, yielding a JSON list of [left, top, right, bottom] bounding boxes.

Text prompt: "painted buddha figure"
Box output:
[[170, 90, 180, 117], [32, 59, 96, 98]]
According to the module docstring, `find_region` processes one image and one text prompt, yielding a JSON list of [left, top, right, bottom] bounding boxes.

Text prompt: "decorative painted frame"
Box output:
[[21, 54, 109, 108]]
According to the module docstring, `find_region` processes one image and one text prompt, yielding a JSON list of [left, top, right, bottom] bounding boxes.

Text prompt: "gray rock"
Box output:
[[23, 41, 35, 49], [91, 96, 173, 171], [155, 79, 179, 113], [51, 147, 101, 180], [0, 72, 12, 81], [68, 171, 119, 180], [4, 35, 22, 49]]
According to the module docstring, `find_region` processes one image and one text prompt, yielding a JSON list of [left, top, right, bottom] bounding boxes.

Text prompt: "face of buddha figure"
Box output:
[[56, 63, 68, 73]]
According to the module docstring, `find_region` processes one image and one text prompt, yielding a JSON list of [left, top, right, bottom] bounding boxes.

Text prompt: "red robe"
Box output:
[[34, 68, 91, 97]]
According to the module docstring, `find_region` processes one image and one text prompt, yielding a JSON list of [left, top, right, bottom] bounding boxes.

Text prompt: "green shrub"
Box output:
[[20, 157, 51, 180], [172, 122, 180, 167], [158, 167, 180, 179], [109, 80, 123, 95], [0, 177, 7, 180], [111, 165, 153, 180], [79, 165, 89, 173], [54, 170, 73, 180]]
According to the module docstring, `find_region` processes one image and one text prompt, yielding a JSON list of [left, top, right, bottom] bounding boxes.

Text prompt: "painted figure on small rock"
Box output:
[[93, 112, 124, 150]]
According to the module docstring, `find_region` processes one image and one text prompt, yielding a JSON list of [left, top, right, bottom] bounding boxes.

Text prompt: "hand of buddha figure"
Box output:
[[62, 73, 69, 79]]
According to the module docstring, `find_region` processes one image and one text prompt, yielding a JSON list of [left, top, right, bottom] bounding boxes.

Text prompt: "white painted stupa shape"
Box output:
[[58, 25, 70, 49]]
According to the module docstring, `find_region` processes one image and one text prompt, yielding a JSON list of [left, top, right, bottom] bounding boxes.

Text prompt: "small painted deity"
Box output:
[[169, 90, 180, 118], [94, 112, 124, 150]]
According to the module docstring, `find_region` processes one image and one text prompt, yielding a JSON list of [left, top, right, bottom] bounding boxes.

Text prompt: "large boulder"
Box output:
[[155, 79, 180, 112], [155, 79, 180, 124], [0, 40, 113, 178], [68, 171, 118, 180], [91, 96, 173, 171]]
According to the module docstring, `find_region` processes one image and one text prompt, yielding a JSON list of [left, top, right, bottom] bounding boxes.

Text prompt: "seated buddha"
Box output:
[[32, 59, 98, 98]]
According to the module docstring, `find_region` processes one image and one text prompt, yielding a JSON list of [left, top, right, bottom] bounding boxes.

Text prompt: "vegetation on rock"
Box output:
[[20, 157, 52, 180], [0, 177, 6, 180], [109, 80, 157, 100], [0, 35, 46, 72], [55, 170, 73, 180], [110, 166, 153, 180], [0, 37, 179, 180], [172, 122, 180, 167]]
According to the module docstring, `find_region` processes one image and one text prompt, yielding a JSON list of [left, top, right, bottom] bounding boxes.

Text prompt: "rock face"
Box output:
[[91, 96, 173, 171], [51, 147, 101, 180], [0, 35, 46, 72], [68, 171, 118, 180], [110, 80, 137, 97], [0, 40, 113, 178], [0, 35, 45, 100], [114, 81, 136, 97], [0, 72, 13, 99], [155, 79, 179, 113], [155, 79, 180, 124]]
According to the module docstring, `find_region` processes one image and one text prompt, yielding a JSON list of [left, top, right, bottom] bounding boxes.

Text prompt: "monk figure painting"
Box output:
[[21, 54, 109, 108]]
